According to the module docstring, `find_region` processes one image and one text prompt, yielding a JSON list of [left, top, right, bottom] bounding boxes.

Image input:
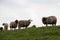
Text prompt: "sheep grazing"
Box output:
[[32, 25, 36, 28], [0, 27, 3, 31], [42, 16, 57, 26], [10, 20, 18, 30], [18, 19, 32, 29], [2, 23, 8, 30]]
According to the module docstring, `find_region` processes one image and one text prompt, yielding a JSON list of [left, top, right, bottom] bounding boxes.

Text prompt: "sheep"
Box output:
[[42, 16, 57, 26], [0, 27, 3, 31], [2, 23, 8, 30], [10, 20, 18, 30], [18, 19, 32, 29], [31, 25, 36, 28]]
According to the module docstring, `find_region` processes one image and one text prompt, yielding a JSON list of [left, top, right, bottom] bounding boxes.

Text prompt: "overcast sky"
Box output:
[[0, 0, 60, 27]]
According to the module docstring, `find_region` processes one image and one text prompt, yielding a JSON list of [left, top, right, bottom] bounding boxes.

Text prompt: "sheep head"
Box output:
[[15, 20, 18, 24]]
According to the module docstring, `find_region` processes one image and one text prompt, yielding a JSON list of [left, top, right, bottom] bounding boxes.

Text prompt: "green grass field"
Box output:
[[0, 26, 60, 40]]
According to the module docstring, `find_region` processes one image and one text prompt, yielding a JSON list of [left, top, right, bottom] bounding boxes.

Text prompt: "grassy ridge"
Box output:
[[0, 26, 60, 40]]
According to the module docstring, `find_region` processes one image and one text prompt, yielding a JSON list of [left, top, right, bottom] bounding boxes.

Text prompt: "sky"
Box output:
[[0, 0, 60, 28]]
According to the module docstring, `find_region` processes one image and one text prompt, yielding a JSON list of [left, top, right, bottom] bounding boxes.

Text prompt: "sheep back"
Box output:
[[18, 20, 32, 28]]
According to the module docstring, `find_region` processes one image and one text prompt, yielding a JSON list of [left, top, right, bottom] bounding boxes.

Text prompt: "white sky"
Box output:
[[0, 0, 60, 27]]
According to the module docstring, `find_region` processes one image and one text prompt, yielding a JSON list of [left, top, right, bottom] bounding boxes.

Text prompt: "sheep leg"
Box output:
[[52, 24, 54, 26], [18, 26, 21, 29], [26, 26, 27, 28], [53, 24, 56, 26], [10, 28, 13, 30], [46, 24, 48, 27]]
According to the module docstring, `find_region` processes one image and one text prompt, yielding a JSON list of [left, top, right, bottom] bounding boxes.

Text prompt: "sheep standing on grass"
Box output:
[[42, 16, 57, 26], [0, 27, 3, 31], [18, 19, 32, 29], [10, 20, 18, 30], [2, 23, 8, 30]]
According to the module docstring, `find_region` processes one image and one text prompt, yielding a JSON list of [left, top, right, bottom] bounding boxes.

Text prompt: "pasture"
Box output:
[[0, 26, 60, 40]]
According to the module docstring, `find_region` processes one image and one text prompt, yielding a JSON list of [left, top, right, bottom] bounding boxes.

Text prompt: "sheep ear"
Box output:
[[2, 23, 5, 25], [15, 20, 18, 23], [43, 18, 46, 20], [42, 17, 47, 21]]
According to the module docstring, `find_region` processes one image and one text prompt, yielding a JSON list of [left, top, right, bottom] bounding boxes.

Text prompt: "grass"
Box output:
[[0, 26, 60, 40]]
